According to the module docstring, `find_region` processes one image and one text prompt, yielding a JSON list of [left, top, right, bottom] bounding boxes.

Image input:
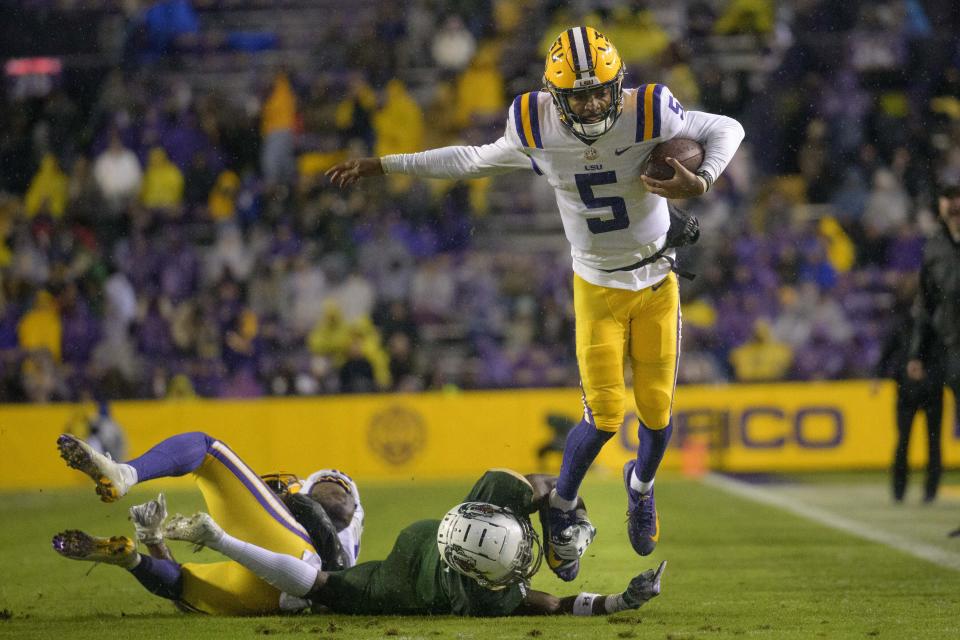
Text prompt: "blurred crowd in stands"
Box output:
[[1, 0, 959, 402]]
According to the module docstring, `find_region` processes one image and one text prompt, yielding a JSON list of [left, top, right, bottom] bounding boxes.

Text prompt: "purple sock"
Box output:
[[556, 419, 615, 501], [127, 432, 216, 482], [635, 420, 673, 483], [129, 555, 183, 600]]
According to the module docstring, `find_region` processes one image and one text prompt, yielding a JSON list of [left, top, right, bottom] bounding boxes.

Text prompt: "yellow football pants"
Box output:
[[574, 272, 680, 432], [178, 440, 316, 615]]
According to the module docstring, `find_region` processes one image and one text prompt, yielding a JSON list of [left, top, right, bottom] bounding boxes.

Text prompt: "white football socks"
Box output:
[[211, 531, 319, 597], [549, 488, 578, 512], [631, 473, 654, 495], [118, 463, 138, 489]]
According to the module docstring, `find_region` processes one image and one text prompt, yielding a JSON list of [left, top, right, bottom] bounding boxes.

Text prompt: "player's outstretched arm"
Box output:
[[514, 561, 666, 616], [325, 158, 385, 189]]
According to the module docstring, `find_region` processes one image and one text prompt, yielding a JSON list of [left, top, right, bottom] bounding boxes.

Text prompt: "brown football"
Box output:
[[643, 138, 704, 180]]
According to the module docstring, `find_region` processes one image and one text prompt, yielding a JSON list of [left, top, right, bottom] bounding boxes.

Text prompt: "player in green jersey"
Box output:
[[165, 468, 666, 617]]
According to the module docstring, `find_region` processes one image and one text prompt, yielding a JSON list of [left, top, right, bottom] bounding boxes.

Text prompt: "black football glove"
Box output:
[[621, 560, 667, 609], [282, 492, 350, 571], [665, 204, 700, 249]]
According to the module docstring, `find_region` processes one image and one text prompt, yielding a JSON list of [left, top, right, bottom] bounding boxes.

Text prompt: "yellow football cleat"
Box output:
[[52, 530, 138, 567]]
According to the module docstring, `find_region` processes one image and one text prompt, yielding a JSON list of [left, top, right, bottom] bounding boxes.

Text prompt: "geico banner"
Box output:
[[601, 380, 957, 472], [0, 381, 956, 490]]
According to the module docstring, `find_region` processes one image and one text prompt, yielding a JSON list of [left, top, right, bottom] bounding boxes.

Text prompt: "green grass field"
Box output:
[[1, 471, 959, 640]]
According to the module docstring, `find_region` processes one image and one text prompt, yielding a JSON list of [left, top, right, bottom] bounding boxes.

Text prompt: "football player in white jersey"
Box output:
[[328, 26, 744, 579]]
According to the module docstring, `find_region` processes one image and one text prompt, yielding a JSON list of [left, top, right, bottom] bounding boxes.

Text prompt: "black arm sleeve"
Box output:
[[282, 492, 350, 571], [907, 261, 937, 361]]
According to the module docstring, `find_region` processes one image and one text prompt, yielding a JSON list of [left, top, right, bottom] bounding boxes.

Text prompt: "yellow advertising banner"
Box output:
[[608, 380, 957, 472], [0, 382, 956, 491]]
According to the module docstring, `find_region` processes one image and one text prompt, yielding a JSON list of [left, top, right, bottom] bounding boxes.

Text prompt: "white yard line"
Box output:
[[703, 472, 960, 572]]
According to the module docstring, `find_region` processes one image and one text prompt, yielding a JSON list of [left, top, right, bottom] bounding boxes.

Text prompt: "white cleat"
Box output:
[[163, 512, 224, 548], [57, 433, 130, 503], [130, 493, 167, 545]]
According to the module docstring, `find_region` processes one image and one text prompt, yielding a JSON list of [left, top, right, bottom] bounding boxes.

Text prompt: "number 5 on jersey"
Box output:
[[576, 171, 629, 234]]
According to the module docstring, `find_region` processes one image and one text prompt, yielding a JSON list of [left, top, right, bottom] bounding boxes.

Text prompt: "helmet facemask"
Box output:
[[546, 72, 624, 140], [437, 502, 543, 590]]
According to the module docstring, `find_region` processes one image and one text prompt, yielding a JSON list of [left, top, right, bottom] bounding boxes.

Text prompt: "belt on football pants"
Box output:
[[600, 204, 698, 280]]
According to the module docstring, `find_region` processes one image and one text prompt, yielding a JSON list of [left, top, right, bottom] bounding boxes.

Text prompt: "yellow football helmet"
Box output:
[[543, 26, 625, 140], [260, 472, 303, 496]]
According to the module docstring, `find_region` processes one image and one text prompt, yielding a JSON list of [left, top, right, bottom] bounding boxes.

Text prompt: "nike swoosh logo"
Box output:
[[614, 146, 634, 155]]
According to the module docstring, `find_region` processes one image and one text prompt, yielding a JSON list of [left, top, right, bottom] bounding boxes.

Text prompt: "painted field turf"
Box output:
[[1, 472, 958, 639]]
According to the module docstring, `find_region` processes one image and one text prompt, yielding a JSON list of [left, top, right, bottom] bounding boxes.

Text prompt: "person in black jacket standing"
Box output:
[[905, 184, 960, 502], [879, 277, 944, 502]]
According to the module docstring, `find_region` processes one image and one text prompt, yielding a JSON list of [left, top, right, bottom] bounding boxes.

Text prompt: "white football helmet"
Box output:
[[437, 502, 543, 589]]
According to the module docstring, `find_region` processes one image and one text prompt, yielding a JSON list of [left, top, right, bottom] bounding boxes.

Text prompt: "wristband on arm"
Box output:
[[572, 592, 631, 616]]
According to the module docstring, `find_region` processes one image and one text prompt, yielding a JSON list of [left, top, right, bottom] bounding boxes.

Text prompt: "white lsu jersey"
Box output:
[[300, 468, 364, 567], [382, 83, 744, 291]]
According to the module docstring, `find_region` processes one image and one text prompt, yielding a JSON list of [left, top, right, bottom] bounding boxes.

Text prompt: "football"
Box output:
[[643, 138, 705, 180]]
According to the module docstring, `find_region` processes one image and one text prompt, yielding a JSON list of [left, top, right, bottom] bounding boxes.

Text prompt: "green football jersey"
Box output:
[[320, 469, 535, 617]]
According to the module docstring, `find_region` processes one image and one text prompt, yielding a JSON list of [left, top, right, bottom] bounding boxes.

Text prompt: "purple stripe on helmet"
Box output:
[[530, 157, 543, 175], [208, 445, 314, 547], [566, 29, 581, 72]]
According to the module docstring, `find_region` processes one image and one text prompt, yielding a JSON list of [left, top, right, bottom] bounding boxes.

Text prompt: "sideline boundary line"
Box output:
[[703, 472, 960, 571]]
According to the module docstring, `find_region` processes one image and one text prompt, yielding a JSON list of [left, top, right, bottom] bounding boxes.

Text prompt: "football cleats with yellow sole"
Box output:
[[52, 530, 138, 567], [57, 433, 130, 503]]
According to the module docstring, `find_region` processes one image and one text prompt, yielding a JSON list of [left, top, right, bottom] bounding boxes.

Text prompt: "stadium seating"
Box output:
[[0, 0, 954, 401]]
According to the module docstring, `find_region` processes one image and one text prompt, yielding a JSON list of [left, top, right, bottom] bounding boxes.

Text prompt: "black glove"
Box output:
[[621, 560, 667, 609], [665, 204, 700, 249], [282, 492, 350, 571]]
